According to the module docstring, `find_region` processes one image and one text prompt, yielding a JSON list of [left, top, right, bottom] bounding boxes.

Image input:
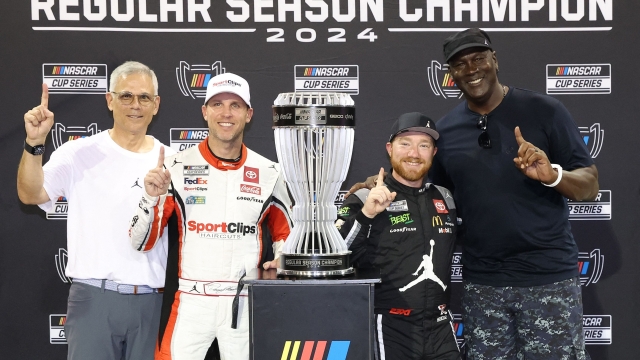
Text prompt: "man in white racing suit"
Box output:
[[129, 73, 292, 360]]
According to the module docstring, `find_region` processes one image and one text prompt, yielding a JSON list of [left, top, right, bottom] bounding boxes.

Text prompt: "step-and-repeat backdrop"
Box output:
[[1, 1, 638, 359]]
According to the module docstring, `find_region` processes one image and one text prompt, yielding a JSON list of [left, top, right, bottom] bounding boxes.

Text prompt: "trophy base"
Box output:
[[278, 252, 354, 277]]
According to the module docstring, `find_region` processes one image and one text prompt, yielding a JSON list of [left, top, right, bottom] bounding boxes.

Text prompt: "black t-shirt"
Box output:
[[430, 87, 594, 287]]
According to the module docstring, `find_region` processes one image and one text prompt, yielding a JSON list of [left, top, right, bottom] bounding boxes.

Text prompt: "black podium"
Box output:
[[244, 268, 381, 360]]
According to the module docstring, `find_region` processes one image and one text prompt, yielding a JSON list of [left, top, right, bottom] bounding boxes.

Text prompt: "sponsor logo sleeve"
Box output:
[[129, 190, 174, 252]]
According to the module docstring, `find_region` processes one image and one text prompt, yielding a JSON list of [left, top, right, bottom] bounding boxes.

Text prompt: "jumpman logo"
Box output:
[[399, 240, 447, 292], [131, 178, 142, 188], [172, 158, 182, 167], [189, 282, 200, 293]]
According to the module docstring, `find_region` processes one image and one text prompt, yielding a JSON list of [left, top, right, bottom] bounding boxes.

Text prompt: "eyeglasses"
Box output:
[[111, 91, 157, 106], [477, 115, 491, 149]]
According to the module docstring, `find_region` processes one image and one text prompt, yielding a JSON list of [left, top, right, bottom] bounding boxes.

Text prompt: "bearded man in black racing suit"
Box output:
[[336, 112, 460, 360]]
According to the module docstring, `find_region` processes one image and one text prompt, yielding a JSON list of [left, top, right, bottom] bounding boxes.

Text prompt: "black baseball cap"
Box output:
[[443, 28, 493, 62], [389, 112, 439, 142]]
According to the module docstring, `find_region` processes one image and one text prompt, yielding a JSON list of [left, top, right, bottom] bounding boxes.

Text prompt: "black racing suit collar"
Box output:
[[385, 169, 430, 196]]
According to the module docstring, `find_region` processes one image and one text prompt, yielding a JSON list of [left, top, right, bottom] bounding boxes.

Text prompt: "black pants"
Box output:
[[374, 309, 461, 360]]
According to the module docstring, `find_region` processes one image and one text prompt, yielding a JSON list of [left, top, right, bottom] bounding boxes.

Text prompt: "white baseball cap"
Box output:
[[203, 72, 251, 108]]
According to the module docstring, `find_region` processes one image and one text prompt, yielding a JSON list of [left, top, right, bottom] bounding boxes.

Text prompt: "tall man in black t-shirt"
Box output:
[[430, 28, 599, 359]]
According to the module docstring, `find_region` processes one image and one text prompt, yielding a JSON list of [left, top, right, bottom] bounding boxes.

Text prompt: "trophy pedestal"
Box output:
[[245, 268, 381, 360]]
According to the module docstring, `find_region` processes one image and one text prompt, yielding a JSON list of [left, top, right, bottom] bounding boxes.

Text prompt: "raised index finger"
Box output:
[[157, 146, 165, 168], [514, 126, 525, 146], [41, 83, 49, 109], [375, 167, 385, 187]]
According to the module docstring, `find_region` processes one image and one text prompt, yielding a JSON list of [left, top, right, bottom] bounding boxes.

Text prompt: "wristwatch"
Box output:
[[24, 142, 45, 155]]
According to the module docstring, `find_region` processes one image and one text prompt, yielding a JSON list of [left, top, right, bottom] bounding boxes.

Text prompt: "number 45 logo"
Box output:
[[267, 28, 377, 42]]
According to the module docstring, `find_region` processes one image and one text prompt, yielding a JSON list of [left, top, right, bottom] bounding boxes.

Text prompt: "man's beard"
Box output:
[[391, 156, 429, 182]]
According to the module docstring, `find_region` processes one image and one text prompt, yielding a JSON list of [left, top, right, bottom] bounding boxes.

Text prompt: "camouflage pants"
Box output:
[[462, 277, 590, 360]]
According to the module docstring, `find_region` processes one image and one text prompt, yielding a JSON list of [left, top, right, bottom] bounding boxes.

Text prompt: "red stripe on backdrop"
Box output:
[[313, 341, 327, 360]]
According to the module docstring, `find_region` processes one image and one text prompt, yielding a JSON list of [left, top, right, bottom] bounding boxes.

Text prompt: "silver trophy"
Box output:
[[273, 92, 355, 277]]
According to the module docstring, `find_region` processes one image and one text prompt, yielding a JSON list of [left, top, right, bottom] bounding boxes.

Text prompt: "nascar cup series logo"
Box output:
[[546, 64, 611, 95], [427, 60, 463, 99], [579, 249, 604, 286], [176, 61, 225, 99], [55, 248, 71, 283], [568, 190, 611, 220], [43, 63, 108, 94], [294, 65, 359, 94], [46, 196, 68, 220], [450, 252, 462, 282], [183, 165, 209, 176], [49, 314, 67, 344], [579, 123, 604, 158], [334, 190, 348, 207], [583, 315, 612, 345], [451, 250, 603, 286], [170, 128, 208, 151], [451, 313, 612, 348]]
